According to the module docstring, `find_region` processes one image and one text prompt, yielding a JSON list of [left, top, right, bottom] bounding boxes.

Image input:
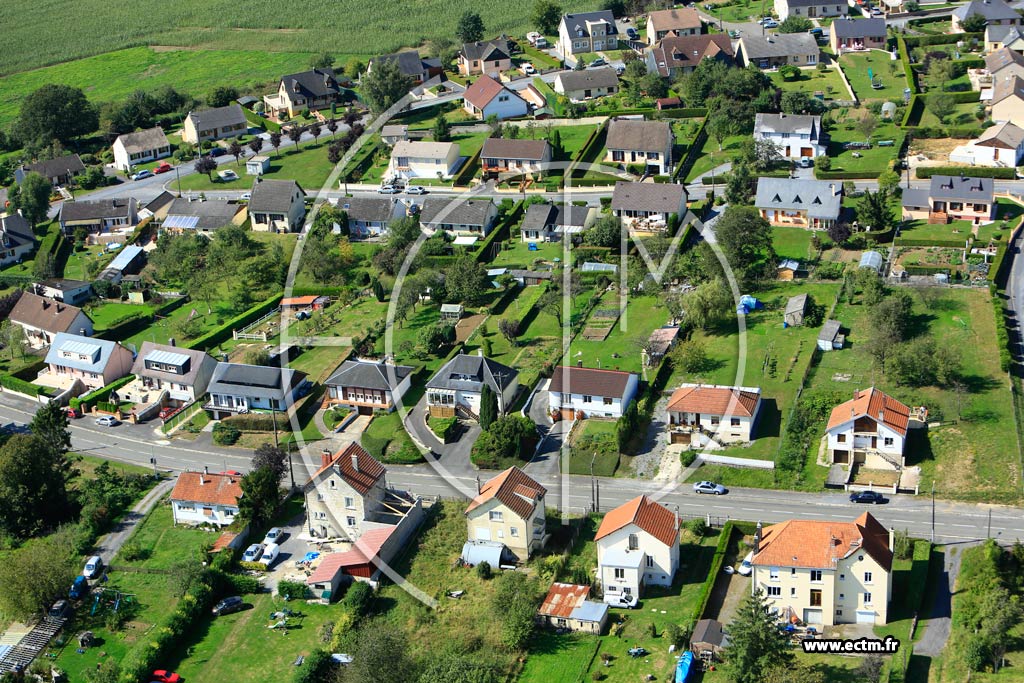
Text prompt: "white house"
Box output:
[[387, 141, 461, 181], [825, 388, 912, 470], [127, 342, 219, 407], [548, 365, 639, 420], [0, 213, 36, 267], [553, 68, 620, 102], [605, 119, 675, 176], [335, 197, 405, 238], [463, 75, 529, 121], [418, 198, 498, 237], [665, 384, 762, 447], [112, 127, 172, 172], [170, 471, 242, 527], [754, 112, 827, 160], [425, 352, 518, 420], [520, 203, 596, 242], [596, 495, 680, 601], [248, 179, 306, 232], [774, 0, 847, 21], [304, 442, 388, 540], [949, 121, 1024, 167]]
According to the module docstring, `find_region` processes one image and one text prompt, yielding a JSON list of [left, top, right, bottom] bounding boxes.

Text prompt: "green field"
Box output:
[[824, 117, 901, 176], [839, 51, 909, 102], [772, 226, 818, 263], [566, 418, 620, 476], [768, 66, 850, 101]]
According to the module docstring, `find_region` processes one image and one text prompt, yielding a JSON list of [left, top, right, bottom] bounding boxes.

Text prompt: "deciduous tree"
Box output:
[[237, 466, 280, 528], [714, 206, 777, 287], [532, 0, 563, 34], [10, 172, 52, 226], [16, 84, 98, 146], [456, 11, 486, 43], [0, 526, 78, 619], [363, 58, 415, 113]]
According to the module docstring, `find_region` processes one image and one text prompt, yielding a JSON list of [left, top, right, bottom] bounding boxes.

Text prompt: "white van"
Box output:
[[83, 555, 103, 579], [259, 543, 281, 568]]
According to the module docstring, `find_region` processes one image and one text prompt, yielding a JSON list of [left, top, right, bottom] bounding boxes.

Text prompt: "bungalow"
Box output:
[[170, 471, 242, 527], [818, 319, 845, 351], [611, 181, 687, 233], [557, 10, 619, 57], [737, 33, 819, 69], [949, 121, 1024, 167], [548, 365, 639, 420], [304, 442, 387, 540], [605, 119, 675, 175], [0, 213, 35, 267], [825, 387, 912, 470], [426, 351, 519, 419], [754, 113, 827, 160], [9, 292, 94, 350], [181, 105, 248, 144], [466, 466, 547, 560], [537, 583, 609, 634], [336, 197, 404, 238], [161, 198, 247, 233], [58, 198, 138, 236], [418, 198, 498, 236], [596, 495, 679, 600], [39, 333, 134, 393], [204, 362, 309, 420], [520, 202, 596, 242], [127, 342, 218, 407], [647, 34, 735, 77], [952, 0, 1020, 33], [380, 125, 410, 146], [263, 68, 342, 119], [32, 279, 92, 306], [112, 127, 172, 172], [830, 18, 888, 55], [774, 0, 848, 20], [14, 154, 86, 187], [552, 68, 620, 102], [989, 73, 1024, 123], [324, 359, 415, 414], [387, 141, 461, 181], [463, 75, 529, 120], [666, 384, 762, 446], [458, 39, 513, 77], [368, 51, 442, 85], [755, 177, 842, 229], [248, 179, 306, 232], [280, 295, 330, 312], [646, 7, 703, 43], [900, 174, 995, 224], [480, 138, 552, 178]]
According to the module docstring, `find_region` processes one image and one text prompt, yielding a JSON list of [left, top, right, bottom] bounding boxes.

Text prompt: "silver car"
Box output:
[[693, 480, 728, 495], [242, 543, 264, 563]]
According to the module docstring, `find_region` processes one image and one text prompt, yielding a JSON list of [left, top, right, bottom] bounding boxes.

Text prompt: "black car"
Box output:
[[212, 596, 244, 616], [849, 491, 887, 504]]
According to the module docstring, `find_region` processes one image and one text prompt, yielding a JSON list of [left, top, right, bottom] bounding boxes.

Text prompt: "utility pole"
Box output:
[[590, 454, 596, 512], [988, 509, 992, 539], [149, 456, 158, 480], [930, 482, 935, 544]]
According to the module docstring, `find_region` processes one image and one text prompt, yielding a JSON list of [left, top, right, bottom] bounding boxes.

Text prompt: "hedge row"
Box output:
[[94, 296, 190, 342], [223, 413, 279, 431], [658, 107, 708, 118], [74, 374, 136, 411], [125, 216, 155, 248], [34, 228, 65, 275], [429, 416, 458, 443], [0, 373, 42, 397], [903, 31, 982, 48], [341, 137, 380, 183], [905, 541, 933, 620], [452, 146, 483, 187], [690, 522, 736, 626], [916, 166, 1015, 179], [569, 122, 608, 179], [894, 237, 970, 248], [994, 295, 1012, 372], [897, 36, 917, 95], [816, 169, 883, 180], [673, 117, 708, 182], [905, 125, 985, 140], [901, 264, 951, 276], [187, 294, 282, 351], [474, 201, 524, 264]]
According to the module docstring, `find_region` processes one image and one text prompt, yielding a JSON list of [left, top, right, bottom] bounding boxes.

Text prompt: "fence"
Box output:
[[160, 398, 204, 434], [233, 305, 280, 341]]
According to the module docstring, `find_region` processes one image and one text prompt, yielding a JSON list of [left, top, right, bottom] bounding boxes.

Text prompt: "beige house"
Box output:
[[537, 583, 609, 634], [952, 0, 1021, 33], [990, 73, 1024, 124], [553, 68, 620, 102], [465, 467, 547, 560], [665, 384, 762, 447], [900, 175, 995, 225], [646, 7, 702, 43], [387, 141, 461, 181], [248, 179, 306, 232], [304, 443, 388, 540], [751, 512, 894, 626], [825, 387, 914, 470], [605, 119, 675, 176], [596, 495, 680, 602], [557, 10, 619, 57], [458, 39, 513, 77], [182, 105, 248, 144], [263, 68, 341, 119], [9, 292, 94, 350]]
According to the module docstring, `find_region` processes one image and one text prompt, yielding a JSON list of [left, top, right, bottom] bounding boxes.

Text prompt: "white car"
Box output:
[[82, 555, 103, 579], [95, 416, 120, 427], [406, 185, 427, 195], [218, 170, 239, 182], [259, 543, 280, 567], [738, 551, 753, 576], [762, 18, 779, 28], [130, 170, 153, 181], [520, 62, 537, 75], [242, 543, 264, 563], [240, 192, 252, 201], [262, 527, 285, 546], [378, 185, 401, 194]]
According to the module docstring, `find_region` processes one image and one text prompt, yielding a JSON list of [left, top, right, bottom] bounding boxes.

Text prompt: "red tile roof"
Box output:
[[826, 387, 911, 437], [306, 526, 395, 584], [464, 74, 518, 109], [752, 512, 892, 572], [549, 366, 636, 399], [310, 442, 386, 494], [170, 471, 242, 507], [280, 295, 319, 306], [595, 495, 678, 548], [538, 583, 591, 618], [666, 385, 761, 418], [465, 466, 546, 521]]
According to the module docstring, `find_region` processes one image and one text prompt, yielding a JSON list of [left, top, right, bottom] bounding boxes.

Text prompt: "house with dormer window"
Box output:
[[39, 333, 134, 392], [558, 10, 620, 57], [127, 342, 218, 407], [753, 113, 827, 160], [900, 174, 995, 224], [465, 466, 547, 560], [755, 178, 843, 230]]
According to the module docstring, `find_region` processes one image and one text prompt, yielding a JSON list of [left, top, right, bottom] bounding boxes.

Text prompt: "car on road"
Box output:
[[626, 27, 639, 40], [693, 480, 728, 495], [151, 671, 181, 683], [83, 555, 103, 579], [849, 490, 888, 504], [589, 57, 607, 67], [378, 185, 401, 194], [154, 162, 172, 174], [219, 470, 242, 476], [406, 185, 428, 195], [64, 407, 80, 419], [130, 169, 153, 181], [242, 543, 264, 563], [218, 169, 239, 182], [614, 64, 625, 75], [212, 596, 244, 617], [738, 551, 753, 576], [208, 147, 226, 157], [95, 416, 119, 427], [240, 192, 252, 201], [762, 18, 779, 28]]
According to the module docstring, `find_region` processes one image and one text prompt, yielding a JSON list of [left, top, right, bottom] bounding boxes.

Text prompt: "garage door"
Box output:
[[856, 610, 875, 624], [803, 609, 823, 625]]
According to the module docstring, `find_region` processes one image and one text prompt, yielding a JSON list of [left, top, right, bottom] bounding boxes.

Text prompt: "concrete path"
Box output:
[[915, 543, 970, 657], [94, 478, 174, 565]]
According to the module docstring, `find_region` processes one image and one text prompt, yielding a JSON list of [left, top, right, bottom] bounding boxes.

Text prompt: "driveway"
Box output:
[[403, 396, 479, 477], [259, 511, 310, 592], [525, 380, 570, 477], [95, 478, 174, 565], [915, 544, 969, 657]]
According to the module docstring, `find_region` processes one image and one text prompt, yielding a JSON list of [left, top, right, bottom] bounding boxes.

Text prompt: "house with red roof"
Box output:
[[170, 470, 243, 527], [595, 495, 679, 602], [750, 512, 893, 626], [825, 388, 914, 470], [537, 583, 609, 634], [465, 466, 547, 560], [666, 384, 762, 447], [462, 75, 529, 121], [303, 443, 389, 540]]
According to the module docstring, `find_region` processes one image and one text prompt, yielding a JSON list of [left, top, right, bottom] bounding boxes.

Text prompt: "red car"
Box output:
[[151, 671, 181, 683], [154, 162, 173, 174], [219, 470, 242, 477], [64, 407, 80, 419]]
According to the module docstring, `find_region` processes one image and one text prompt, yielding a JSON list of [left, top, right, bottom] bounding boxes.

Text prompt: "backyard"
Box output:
[[769, 66, 851, 101], [839, 51, 909, 102], [824, 116, 901, 176], [899, 198, 1022, 245], [684, 134, 746, 183], [567, 292, 670, 376], [772, 226, 820, 264]]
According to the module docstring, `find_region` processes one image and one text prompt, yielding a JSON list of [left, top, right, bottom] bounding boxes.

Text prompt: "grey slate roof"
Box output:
[[163, 198, 244, 231], [976, 121, 1024, 148], [953, 0, 1019, 22], [754, 177, 842, 220], [556, 67, 620, 91], [740, 33, 819, 60], [419, 198, 495, 227], [928, 174, 994, 202], [606, 119, 673, 153], [337, 197, 398, 223], [521, 203, 591, 231], [426, 353, 518, 394], [754, 112, 822, 136], [560, 10, 619, 38], [207, 362, 307, 401], [461, 39, 511, 62], [280, 68, 339, 98], [785, 293, 808, 316], [371, 52, 430, 78], [991, 73, 1024, 105], [0, 213, 34, 250], [115, 127, 169, 154], [248, 179, 305, 213], [144, 190, 177, 214], [985, 46, 1024, 74], [819, 319, 842, 343], [610, 181, 687, 213], [480, 138, 551, 161], [131, 342, 215, 387], [831, 17, 887, 39], [186, 104, 247, 130], [59, 198, 136, 222], [18, 154, 85, 181], [325, 360, 414, 391]]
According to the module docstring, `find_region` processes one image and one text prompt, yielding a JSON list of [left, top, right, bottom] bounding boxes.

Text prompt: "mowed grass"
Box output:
[[685, 134, 746, 183], [839, 50, 909, 102], [84, 302, 156, 330], [567, 293, 670, 374], [177, 140, 337, 192], [825, 118, 901, 176], [768, 66, 850, 100], [772, 226, 817, 263]]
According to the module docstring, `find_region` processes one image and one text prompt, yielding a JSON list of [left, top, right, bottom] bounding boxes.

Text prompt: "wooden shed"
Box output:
[[691, 618, 728, 659], [784, 293, 807, 327]]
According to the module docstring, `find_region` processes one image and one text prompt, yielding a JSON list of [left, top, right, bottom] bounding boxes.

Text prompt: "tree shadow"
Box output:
[[906, 654, 933, 683], [904, 311, 937, 340]]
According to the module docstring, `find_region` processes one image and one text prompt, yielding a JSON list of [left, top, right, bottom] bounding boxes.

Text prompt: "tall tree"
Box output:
[[29, 401, 72, 457], [16, 84, 98, 146], [0, 526, 78, 619], [446, 255, 490, 305], [491, 571, 539, 650], [252, 443, 288, 482], [725, 588, 793, 683], [583, 214, 622, 247], [0, 435, 76, 539], [724, 160, 754, 205], [856, 189, 894, 232], [713, 206, 777, 288], [532, 0, 563, 34], [194, 155, 217, 180], [479, 384, 498, 429], [228, 138, 243, 165], [207, 85, 239, 108], [498, 318, 520, 347], [248, 136, 264, 157], [237, 466, 280, 527], [456, 11, 486, 43], [309, 123, 323, 146], [327, 119, 339, 138], [338, 620, 418, 683], [310, 52, 335, 70], [363, 58, 415, 113], [433, 113, 451, 142], [269, 131, 283, 156], [10, 172, 53, 226], [287, 125, 304, 149]]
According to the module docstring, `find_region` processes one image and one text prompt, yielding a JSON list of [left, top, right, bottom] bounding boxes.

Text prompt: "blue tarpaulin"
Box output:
[[675, 651, 694, 683]]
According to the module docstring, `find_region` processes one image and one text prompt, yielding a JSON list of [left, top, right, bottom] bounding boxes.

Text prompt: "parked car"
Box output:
[[130, 170, 153, 181], [526, 31, 541, 45], [870, 6, 883, 14], [242, 543, 265, 563], [218, 169, 239, 182], [70, 575, 89, 599], [535, 36, 550, 48], [849, 490, 888, 504], [154, 162, 172, 175], [626, 27, 639, 40], [259, 543, 281, 567], [83, 555, 103, 579], [64, 407, 80, 419], [728, 29, 740, 38], [808, 27, 823, 37], [693, 481, 728, 495], [406, 185, 428, 195], [614, 64, 625, 75], [151, 671, 181, 683], [49, 600, 70, 619], [263, 527, 285, 546], [212, 596, 244, 617], [208, 147, 226, 157], [603, 592, 638, 608], [738, 551, 753, 576], [95, 416, 119, 427], [378, 185, 401, 194], [799, 157, 814, 168], [219, 470, 242, 476], [762, 18, 779, 28], [589, 57, 607, 67], [519, 62, 537, 75]]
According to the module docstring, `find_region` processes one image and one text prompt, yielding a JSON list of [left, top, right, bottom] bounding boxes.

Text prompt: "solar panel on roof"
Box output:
[[61, 340, 102, 356], [163, 215, 201, 230], [147, 349, 190, 365]]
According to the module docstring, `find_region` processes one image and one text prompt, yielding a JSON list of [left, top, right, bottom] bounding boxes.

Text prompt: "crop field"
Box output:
[[0, 0, 601, 77]]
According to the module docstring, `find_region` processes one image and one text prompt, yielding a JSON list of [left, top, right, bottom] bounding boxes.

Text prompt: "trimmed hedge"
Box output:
[[674, 117, 708, 182], [897, 35, 917, 95], [816, 169, 883, 180], [916, 166, 1015, 179], [452, 146, 482, 187], [905, 541, 932, 619], [34, 227, 65, 276], [78, 374, 136, 410], [0, 373, 42, 397], [341, 136, 380, 183], [903, 31, 982, 48], [474, 200, 524, 264], [895, 237, 970, 248], [569, 122, 608, 179], [690, 522, 736, 626], [905, 125, 985, 139], [223, 413, 279, 431], [659, 107, 708, 118], [901, 264, 951, 276], [428, 416, 458, 443], [994, 295, 1012, 372], [125, 216, 155, 248], [187, 294, 282, 351]]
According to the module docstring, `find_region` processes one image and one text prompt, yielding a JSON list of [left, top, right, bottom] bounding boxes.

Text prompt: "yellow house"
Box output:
[[465, 467, 547, 560], [750, 512, 893, 626]]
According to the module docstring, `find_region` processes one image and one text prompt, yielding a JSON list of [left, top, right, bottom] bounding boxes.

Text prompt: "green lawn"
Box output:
[[684, 134, 746, 183], [177, 140, 336, 191], [899, 198, 1021, 245], [361, 409, 423, 464], [566, 418, 620, 476], [567, 293, 669, 374], [773, 226, 818, 263], [824, 117, 901, 176], [769, 66, 850, 101], [490, 239, 565, 268], [704, 0, 764, 23], [915, 100, 985, 128], [84, 302, 156, 330], [839, 51, 910, 102]]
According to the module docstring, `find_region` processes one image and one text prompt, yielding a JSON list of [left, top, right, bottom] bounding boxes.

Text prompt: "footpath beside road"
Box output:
[[93, 478, 174, 565]]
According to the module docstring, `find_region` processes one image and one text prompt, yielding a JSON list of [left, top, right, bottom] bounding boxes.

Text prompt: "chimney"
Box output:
[[199, 473, 206, 485], [321, 448, 332, 468], [675, 505, 680, 530], [754, 521, 762, 553], [478, 348, 484, 358], [878, 409, 884, 422], [888, 527, 894, 550], [80, 328, 87, 337], [476, 475, 482, 494], [577, 360, 583, 368], [204, 466, 209, 476], [351, 451, 360, 472]]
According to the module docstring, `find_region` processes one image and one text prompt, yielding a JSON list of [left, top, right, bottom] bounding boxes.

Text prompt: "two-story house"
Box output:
[[558, 10, 619, 58], [989, 72, 1024, 123], [418, 198, 498, 237], [170, 470, 243, 527], [39, 333, 134, 393], [596, 495, 679, 602], [9, 292, 94, 350], [304, 442, 388, 540], [825, 387, 913, 471], [985, 24, 1024, 53], [830, 18, 888, 55], [646, 7, 702, 42], [263, 68, 341, 119], [0, 213, 36, 267], [754, 112, 827, 160], [553, 68, 620, 102], [952, 0, 1021, 32], [463, 75, 530, 121], [58, 198, 138, 236], [901, 174, 995, 224], [666, 384, 763, 447], [458, 39, 513, 77], [335, 196, 405, 238], [481, 138, 552, 179], [112, 127, 172, 172], [611, 181, 688, 234], [126, 342, 218, 408], [182, 105, 249, 144], [465, 466, 547, 560], [755, 177, 843, 230], [204, 362, 309, 420], [950, 120, 1024, 167], [387, 141, 461, 181], [14, 154, 86, 187], [248, 179, 306, 232], [775, 0, 847, 20], [426, 351, 519, 420], [548, 365, 639, 420], [737, 33, 820, 70], [647, 34, 735, 77], [520, 202, 596, 242], [325, 359, 415, 414], [605, 119, 675, 176], [750, 512, 894, 626]]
